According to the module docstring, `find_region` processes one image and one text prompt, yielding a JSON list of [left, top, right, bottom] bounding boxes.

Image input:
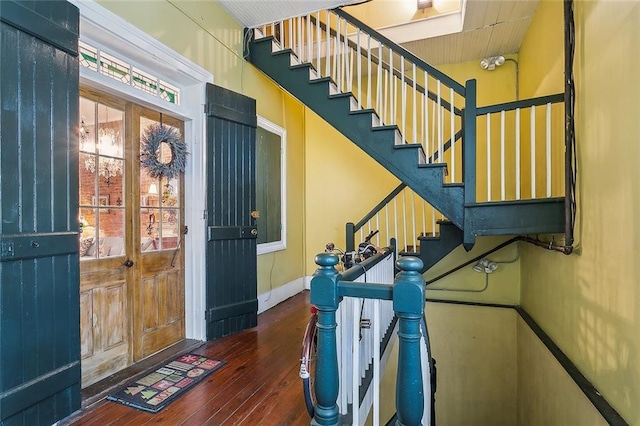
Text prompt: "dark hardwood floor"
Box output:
[[64, 291, 313, 425]]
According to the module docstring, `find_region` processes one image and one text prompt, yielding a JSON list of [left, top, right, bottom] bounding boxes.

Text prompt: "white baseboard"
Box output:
[[258, 277, 305, 314], [303, 275, 314, 290]]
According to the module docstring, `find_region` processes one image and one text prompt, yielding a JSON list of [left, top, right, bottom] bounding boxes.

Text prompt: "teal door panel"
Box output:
[[0, 1, 81, 424], [205, 84, 258, 340]]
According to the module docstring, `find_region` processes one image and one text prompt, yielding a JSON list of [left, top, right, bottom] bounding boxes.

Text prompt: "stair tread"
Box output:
[[271, 48, 293, 56], [349, 108, 376, 115], [371, 124, 399, 131], [328, 92, 353, 99], [290, 62, 311, 70]]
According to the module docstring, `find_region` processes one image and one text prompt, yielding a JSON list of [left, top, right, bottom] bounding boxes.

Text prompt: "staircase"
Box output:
[[246, 8, 566, 263]]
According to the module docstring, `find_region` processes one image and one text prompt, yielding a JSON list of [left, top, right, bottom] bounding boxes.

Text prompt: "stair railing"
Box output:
[[475, 93, 565, 202], [311, 250, 431, 425], [346, 183, 446, 253], [253, 8, 467, 184], [335, 249, 396, 425]]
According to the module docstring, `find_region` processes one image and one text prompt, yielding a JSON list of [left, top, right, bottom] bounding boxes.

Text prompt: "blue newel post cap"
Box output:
[[315, 252, 339, 268], [394, 256, 425, 314], [396, 256, 423, 273]]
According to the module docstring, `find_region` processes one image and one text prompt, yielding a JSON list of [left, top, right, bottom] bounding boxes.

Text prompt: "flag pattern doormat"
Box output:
[[107, 353, 225, 413]]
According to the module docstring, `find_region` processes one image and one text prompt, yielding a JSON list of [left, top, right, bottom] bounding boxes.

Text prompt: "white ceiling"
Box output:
[[401, 0, 540, 65], [218, 0, 540, 65], [216, 0, 368, 28]]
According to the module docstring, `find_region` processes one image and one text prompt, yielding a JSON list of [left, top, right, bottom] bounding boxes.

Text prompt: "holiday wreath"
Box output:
[[140, 123, 188, 179]]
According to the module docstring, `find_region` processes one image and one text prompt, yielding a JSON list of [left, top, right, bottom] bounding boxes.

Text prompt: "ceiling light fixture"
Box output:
[[417, 0, 433, 10]]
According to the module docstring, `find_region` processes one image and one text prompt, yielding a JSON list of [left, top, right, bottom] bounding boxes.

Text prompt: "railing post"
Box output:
[[393, 256, 425, 426], [463, 79, 477, 250], [310, 253, 341, 426], [346, 222, 355, 252]]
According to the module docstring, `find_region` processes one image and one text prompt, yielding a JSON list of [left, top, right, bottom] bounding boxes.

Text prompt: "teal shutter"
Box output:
[[0, 1, 81, 424]]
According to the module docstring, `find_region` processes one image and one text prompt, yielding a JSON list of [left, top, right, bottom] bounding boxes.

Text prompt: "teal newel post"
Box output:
[[462, 79, 477, 250], [310, 253, 341, 426], [393, 256, 425, 426]]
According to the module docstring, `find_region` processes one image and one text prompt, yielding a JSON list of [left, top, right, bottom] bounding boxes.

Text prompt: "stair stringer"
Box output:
[[249, 37, 464, 228], [416, 221, 464, 273]]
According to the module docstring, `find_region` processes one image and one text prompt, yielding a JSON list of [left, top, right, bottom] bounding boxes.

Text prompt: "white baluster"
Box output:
[[307, 14, 311, 64], [357, 29, 362, 109], [373, 299, 381, 426], [385, 204, 389, 246], [352, 297, 360, 426], [297, 17, 302, 59], [377, 43, 382, 121], [325, 11, 331, 77], [422, 198, 426, 238], [437, 81, 442, 163], [501, 109, 506, 201], [344, 18, 348, 93], [393, 198, 398, 249], [546, 102, 552, 197], [367, 35, 371, 110], [316, 12, 321, 71], [424, 71, 430, 162], [531, 105, 536, 198], [401, 58, 406, 144], [487, 113, 492, 201], [450, 87, 455, 182], [411, 190, 416, 251], [402, 189, 408, 251], [389, 49, 394, 125], [515, 108, 521, 200], [431, 208, 436, 237]]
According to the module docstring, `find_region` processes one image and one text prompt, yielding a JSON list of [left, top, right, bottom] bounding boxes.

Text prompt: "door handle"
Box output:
[[123, 259, 134, 267]]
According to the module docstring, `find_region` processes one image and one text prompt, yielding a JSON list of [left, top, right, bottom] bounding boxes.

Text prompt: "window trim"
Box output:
[[256, 116, 287, 255]]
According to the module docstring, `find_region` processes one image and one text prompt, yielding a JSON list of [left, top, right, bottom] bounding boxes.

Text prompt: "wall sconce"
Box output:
[[417, 0, 433, 10], [148, 182, 158, 195], [480, 55, 519, 100], [480, 55, 505, 71], [472, 258, 498, 274]]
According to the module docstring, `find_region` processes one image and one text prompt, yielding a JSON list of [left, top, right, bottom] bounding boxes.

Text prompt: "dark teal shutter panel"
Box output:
[[0, 1, 81, 424], [205, 84, 258, 340]]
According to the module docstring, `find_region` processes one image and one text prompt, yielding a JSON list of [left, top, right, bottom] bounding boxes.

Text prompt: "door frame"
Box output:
[[71, 0, 212, 340]]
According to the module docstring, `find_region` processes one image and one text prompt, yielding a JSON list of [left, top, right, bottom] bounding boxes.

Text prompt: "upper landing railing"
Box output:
[[310, 249, 431, 425]]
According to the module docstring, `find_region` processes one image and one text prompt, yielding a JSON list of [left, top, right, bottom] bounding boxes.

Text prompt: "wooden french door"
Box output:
[[78, 90, 185, 387], [133, 107, 186, 361]]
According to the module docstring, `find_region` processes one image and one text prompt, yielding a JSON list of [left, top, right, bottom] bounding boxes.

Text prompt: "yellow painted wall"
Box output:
[[425, 237, 521, 305], [519, 0, 640, 423], [426, 303, 518, 425], [97, 0, 307, 293], [303, 108, 400, 275], [517, 317, 608, 426]]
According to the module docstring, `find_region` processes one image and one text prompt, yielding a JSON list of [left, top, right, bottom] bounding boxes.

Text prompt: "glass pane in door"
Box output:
[[79, 98, 125, 260], [139, 116, 182, 251]]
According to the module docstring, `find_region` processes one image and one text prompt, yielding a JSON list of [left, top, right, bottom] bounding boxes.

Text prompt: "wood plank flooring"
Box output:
[[64, 291, 313, 426]]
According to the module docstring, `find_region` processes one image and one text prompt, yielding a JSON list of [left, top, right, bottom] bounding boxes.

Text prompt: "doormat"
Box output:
[[107, 353, 225, 413]]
